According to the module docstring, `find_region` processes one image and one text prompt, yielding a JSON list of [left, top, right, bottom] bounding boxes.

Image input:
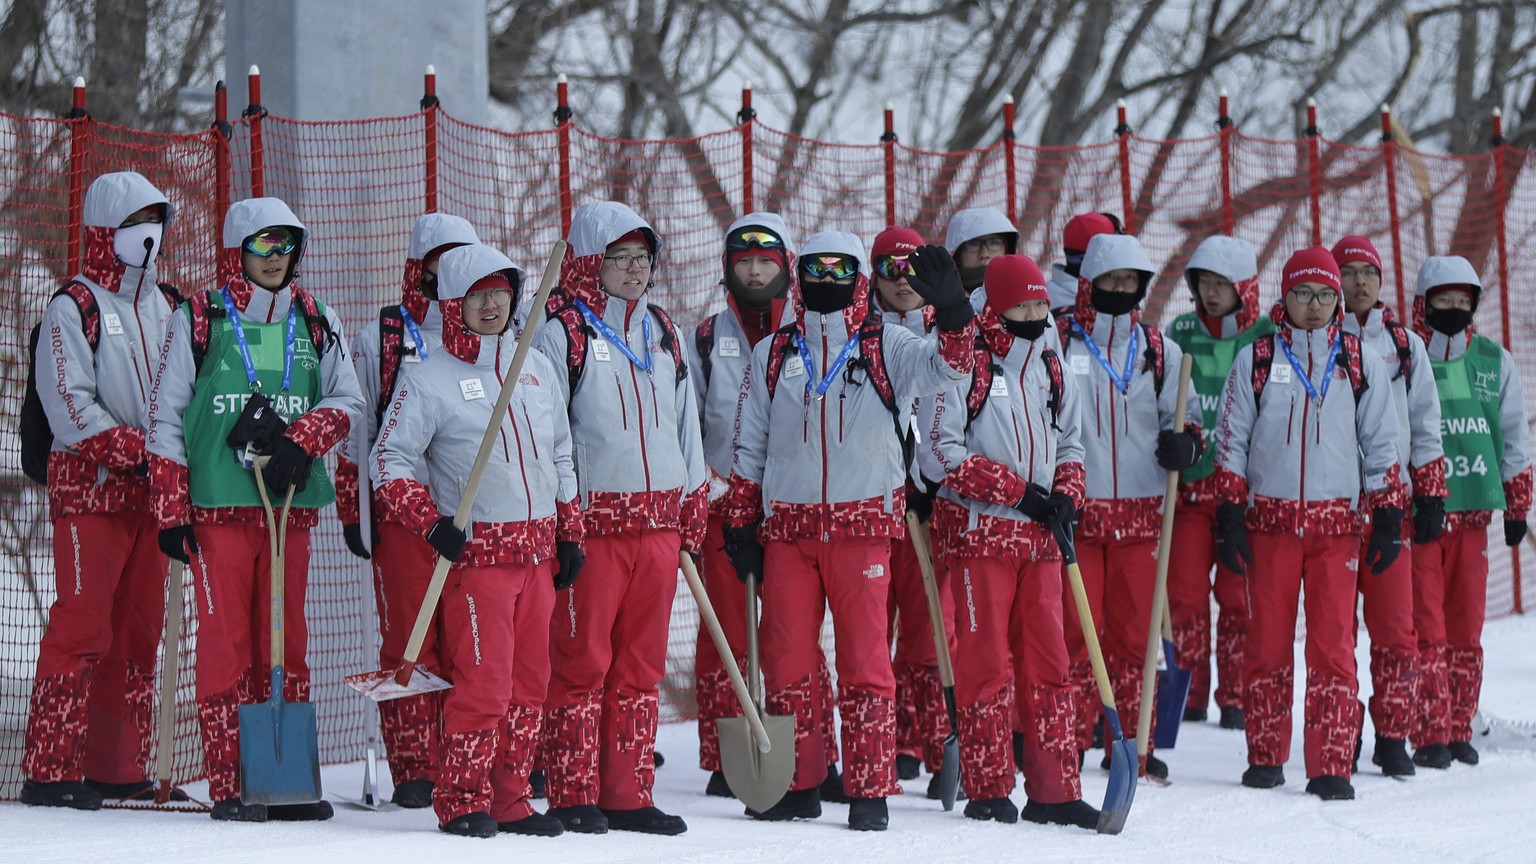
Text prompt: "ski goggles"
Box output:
[[726, 229, 785, 252], [243, 229, 299, 257], [801, 254, 858, 281], [874, 254, 914, 280]]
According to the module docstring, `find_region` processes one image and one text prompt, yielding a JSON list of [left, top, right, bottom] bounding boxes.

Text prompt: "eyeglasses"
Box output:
[[1340, 265, 1380, 281], [960, 236, 1007, 254], [801, 254, 859, 281], [726, 229, 784, 251], [875, 255, 913, 280], [603, 253, 653, 270], [1290, 288, 1339, 306], [463, 287, 514, 308], [243, 229, 298, 257]]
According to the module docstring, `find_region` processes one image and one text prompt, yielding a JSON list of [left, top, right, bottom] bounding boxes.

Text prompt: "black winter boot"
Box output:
[[439, 811, 497, 838], [548, 804, 609, 834], [20, 780, 103, 810], [705, 770, 735, 797], [267, 800, 334, 821], [896, 753, 922, 780], [1371, 736, 1415, 776], [1219, 707, 1246, 730], [1183, 707, 1208, 723], [1022, 798, 1100, 830], [1305, 775, 1355, 800], [926, 770, 967, 800], [1241, 765, 1285, 789], [1414, 743, 1453, 769], [746, 787, 821, 821], [1448, 741, 1479, 765], [390, 778, 434, 808], [848, 797, 888, 831], [1012, 731, 1026, 771], [820, 764, 850, 803], [600, 805, 687, 835], [209, 798, 268, 822], [529, 768, 546, 799], [1100, 749, 1167, 780], [1092, 720, 1105, 750], [653, 751, 666, 768], [963, 796, 1018, 823], [499, 811, 564, 836]]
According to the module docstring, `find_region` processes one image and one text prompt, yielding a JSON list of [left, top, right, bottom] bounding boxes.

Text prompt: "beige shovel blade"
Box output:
[[719, 712, 796, 814], [344, 664, 453, 702]]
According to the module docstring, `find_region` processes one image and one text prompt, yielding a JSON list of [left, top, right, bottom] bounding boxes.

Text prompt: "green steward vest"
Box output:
[[184, 292, 336, 509], [1168, 313, 1276, 482], [1431, 334, 1505, 513]]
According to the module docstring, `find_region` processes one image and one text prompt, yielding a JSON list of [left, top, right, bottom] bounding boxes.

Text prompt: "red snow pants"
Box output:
[[1356, 518, 1419, 740], [888, 524, 956, 772], [1064, 537, 1158, 754], [544, 528, 679, 810], [1166, 500, 1248, 713], [1244, 531, 1361, 779], [373, 521, 445, 787], [1411, 520, 1489, 747], [23, 511, 166, 785]]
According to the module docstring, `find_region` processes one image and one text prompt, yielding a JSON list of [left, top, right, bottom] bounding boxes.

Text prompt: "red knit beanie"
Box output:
[[1282, 247, 1342, 293], [872, 225, 924, 259], [1063, 212, 1119, 255], [983, 255, 1049, 316], [1331, 235, 1382, 272]]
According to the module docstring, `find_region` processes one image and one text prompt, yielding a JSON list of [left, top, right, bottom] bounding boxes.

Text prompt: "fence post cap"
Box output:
[[1306, 96, 1316, 108], [1494, 106, 1503, 118], [557, 72, 567, 84], [72, 76, 84, 88], [744, 80, 752, 91], [1219, 86, 1227, 98], [426, 64, 436, 76]]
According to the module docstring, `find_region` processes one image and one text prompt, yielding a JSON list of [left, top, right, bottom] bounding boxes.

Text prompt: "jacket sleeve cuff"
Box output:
[[335, 457, 361, 525], [719, 475, 764, 528], [681, 485, 708, 555], [941, 455, 1028, 506], [1410, 457, 1449, 499], [1052, 461, 1087, 509], [936, 322, 977, 375], [284, 407, 351, 457], [74, 425, 145, 472], [1212, 466, 1248, 505], [1362, 462, 1410, 512], [377, 478, 437, 538], [556, 498, 585, 544], [149, 453, 191, 528], [1504, 467, 1533, 521]]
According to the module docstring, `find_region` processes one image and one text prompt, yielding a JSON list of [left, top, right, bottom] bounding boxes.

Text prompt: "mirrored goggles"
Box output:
[[243, 229, 298, 257], [801, 254, 858, 281], [875, 255, 913, 279], [726, 229, 785, 252]]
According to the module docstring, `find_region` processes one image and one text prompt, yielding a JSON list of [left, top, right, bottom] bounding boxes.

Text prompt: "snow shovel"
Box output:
[[1055, 523, 1136, 835], [906, 510, 960, 811], [681, 552, 793, 813], [1141, 354, 1194, 762], [1154, 605, 1192, 749], [345, 240, 565, 700], [240, 462, 322, 805]]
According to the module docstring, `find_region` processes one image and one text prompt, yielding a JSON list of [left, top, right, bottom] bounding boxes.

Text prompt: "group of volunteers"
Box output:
[[17, 170, 1530, 842]]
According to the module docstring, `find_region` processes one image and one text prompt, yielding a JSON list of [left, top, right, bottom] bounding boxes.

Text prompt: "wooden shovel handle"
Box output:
[[905, 510, 955, 689], [681, 551, 773, 753]]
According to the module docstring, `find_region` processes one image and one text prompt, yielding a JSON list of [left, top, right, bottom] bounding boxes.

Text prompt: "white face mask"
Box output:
[[114, 222, 164, 268]]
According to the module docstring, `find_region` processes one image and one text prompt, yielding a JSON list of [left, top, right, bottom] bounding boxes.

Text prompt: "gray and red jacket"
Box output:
[[917, 312, 1085, 560], [41, 172, 178, 519], [372, 244, 582, 567], [1057, 234, 1201, 541], [1213, 303, 1407, 535], [337, 212, 479, 527], [720, 230, 976, 542], [1342, 303, 1447, 500], [146, 197, 363, 531], [531, 201, 707, 553], [1410, 256, 1532, 526], [689, 212, 796, 509]]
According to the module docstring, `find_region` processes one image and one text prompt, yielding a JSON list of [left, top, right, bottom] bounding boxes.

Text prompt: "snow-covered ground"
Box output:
[[5, 613, 1535, 864]]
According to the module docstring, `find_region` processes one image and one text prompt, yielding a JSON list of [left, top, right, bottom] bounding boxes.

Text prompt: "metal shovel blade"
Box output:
[[936, 734, 961, 811], [344, 664, 454, 702], [1097, 706, 1139, 835], [238, 667, 322, 806], [1154, 638, 1193, 749], [719, 712, 796, 814]]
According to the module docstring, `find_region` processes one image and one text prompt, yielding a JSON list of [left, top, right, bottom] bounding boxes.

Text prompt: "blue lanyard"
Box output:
[[1278, 331, 1339, 407], [575, 299, 652, 375], [793, 330, 862, 400], [400, 305, 428, 359], [222, 287, 296, 393], [1071, 319, 1139, 393]]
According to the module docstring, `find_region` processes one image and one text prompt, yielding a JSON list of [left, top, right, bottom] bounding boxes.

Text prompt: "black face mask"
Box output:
[[1426, 306, 1474, 337], [802, 281, 857, 314], [728, 270, 787, 311], [1003, 317, 1049, 341], [420, 270, 439, 301], [1090, 285, 1141, 317], [1063, 251, 1086, 279], [958, 265, 986, 293]]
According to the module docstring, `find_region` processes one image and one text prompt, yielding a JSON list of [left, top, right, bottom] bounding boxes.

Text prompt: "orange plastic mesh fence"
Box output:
[[0, 108, 1530, 798]]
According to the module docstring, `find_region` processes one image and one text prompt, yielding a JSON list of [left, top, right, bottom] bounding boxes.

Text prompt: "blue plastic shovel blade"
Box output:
[[1155, 638, 1194, 749], [1097, 706, 1138, 835], [239, 667, 322, 806]]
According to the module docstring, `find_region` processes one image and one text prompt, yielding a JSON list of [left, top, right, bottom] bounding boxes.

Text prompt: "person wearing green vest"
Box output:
[[1165, 235, 1274, 731], [1408, 255, 1532, 770], [146, 197, 363, 823]]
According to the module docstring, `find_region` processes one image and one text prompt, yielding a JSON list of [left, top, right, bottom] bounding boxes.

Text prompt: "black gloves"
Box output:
[[1364, 507, 1405, 575], [1412, 495, 1446, 544], [343, 523, 371, 560], [1213, 503, 1252, 576], [554, 540, 585, 590], [1045, 491, 1077, 533], [906, 485, 935, 524], [259, 437, 312, 497], [158, 525, 199, 564], [1505, 518, 1528, 548], [905, 244, 974, 331], [426, 516, 467, 562], [1156, 427, 1205, 472], [226, 392, 287, 451], [722, 522, 766, 584], [1013, 482, 1053, 523]]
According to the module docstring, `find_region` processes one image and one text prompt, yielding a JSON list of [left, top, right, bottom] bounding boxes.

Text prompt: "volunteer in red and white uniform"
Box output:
[[372, 243, 582, 838], [1047, 212, 1121, 316], [1213, 247, 1406, 801]]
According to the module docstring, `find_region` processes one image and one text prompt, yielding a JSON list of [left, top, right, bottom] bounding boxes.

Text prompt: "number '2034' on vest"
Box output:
[[1432, 334, 1505, 513]]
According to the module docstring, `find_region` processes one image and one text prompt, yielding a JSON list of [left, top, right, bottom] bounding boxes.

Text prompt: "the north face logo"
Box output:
[[519, 372, 540, 387], [862, 564, 885, 579]]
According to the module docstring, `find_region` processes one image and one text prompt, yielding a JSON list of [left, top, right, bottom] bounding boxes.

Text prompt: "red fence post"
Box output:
[[65, 76, 89, 277], [739, 83, 755, 215], [555, 73, 573, 236], [1002, 95, 1018, 227], [1115, 100, 1135, 234], [422, 65, 439, 214], [213, 80, 231, 250], [1306, 98, 1321, 247], [1381, 104, 1406, 314], [1491, 107, 1522, 613], [244, 66, 265, 197], [1218, 89, 1233, 237], [882, 103, 897, 226]]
